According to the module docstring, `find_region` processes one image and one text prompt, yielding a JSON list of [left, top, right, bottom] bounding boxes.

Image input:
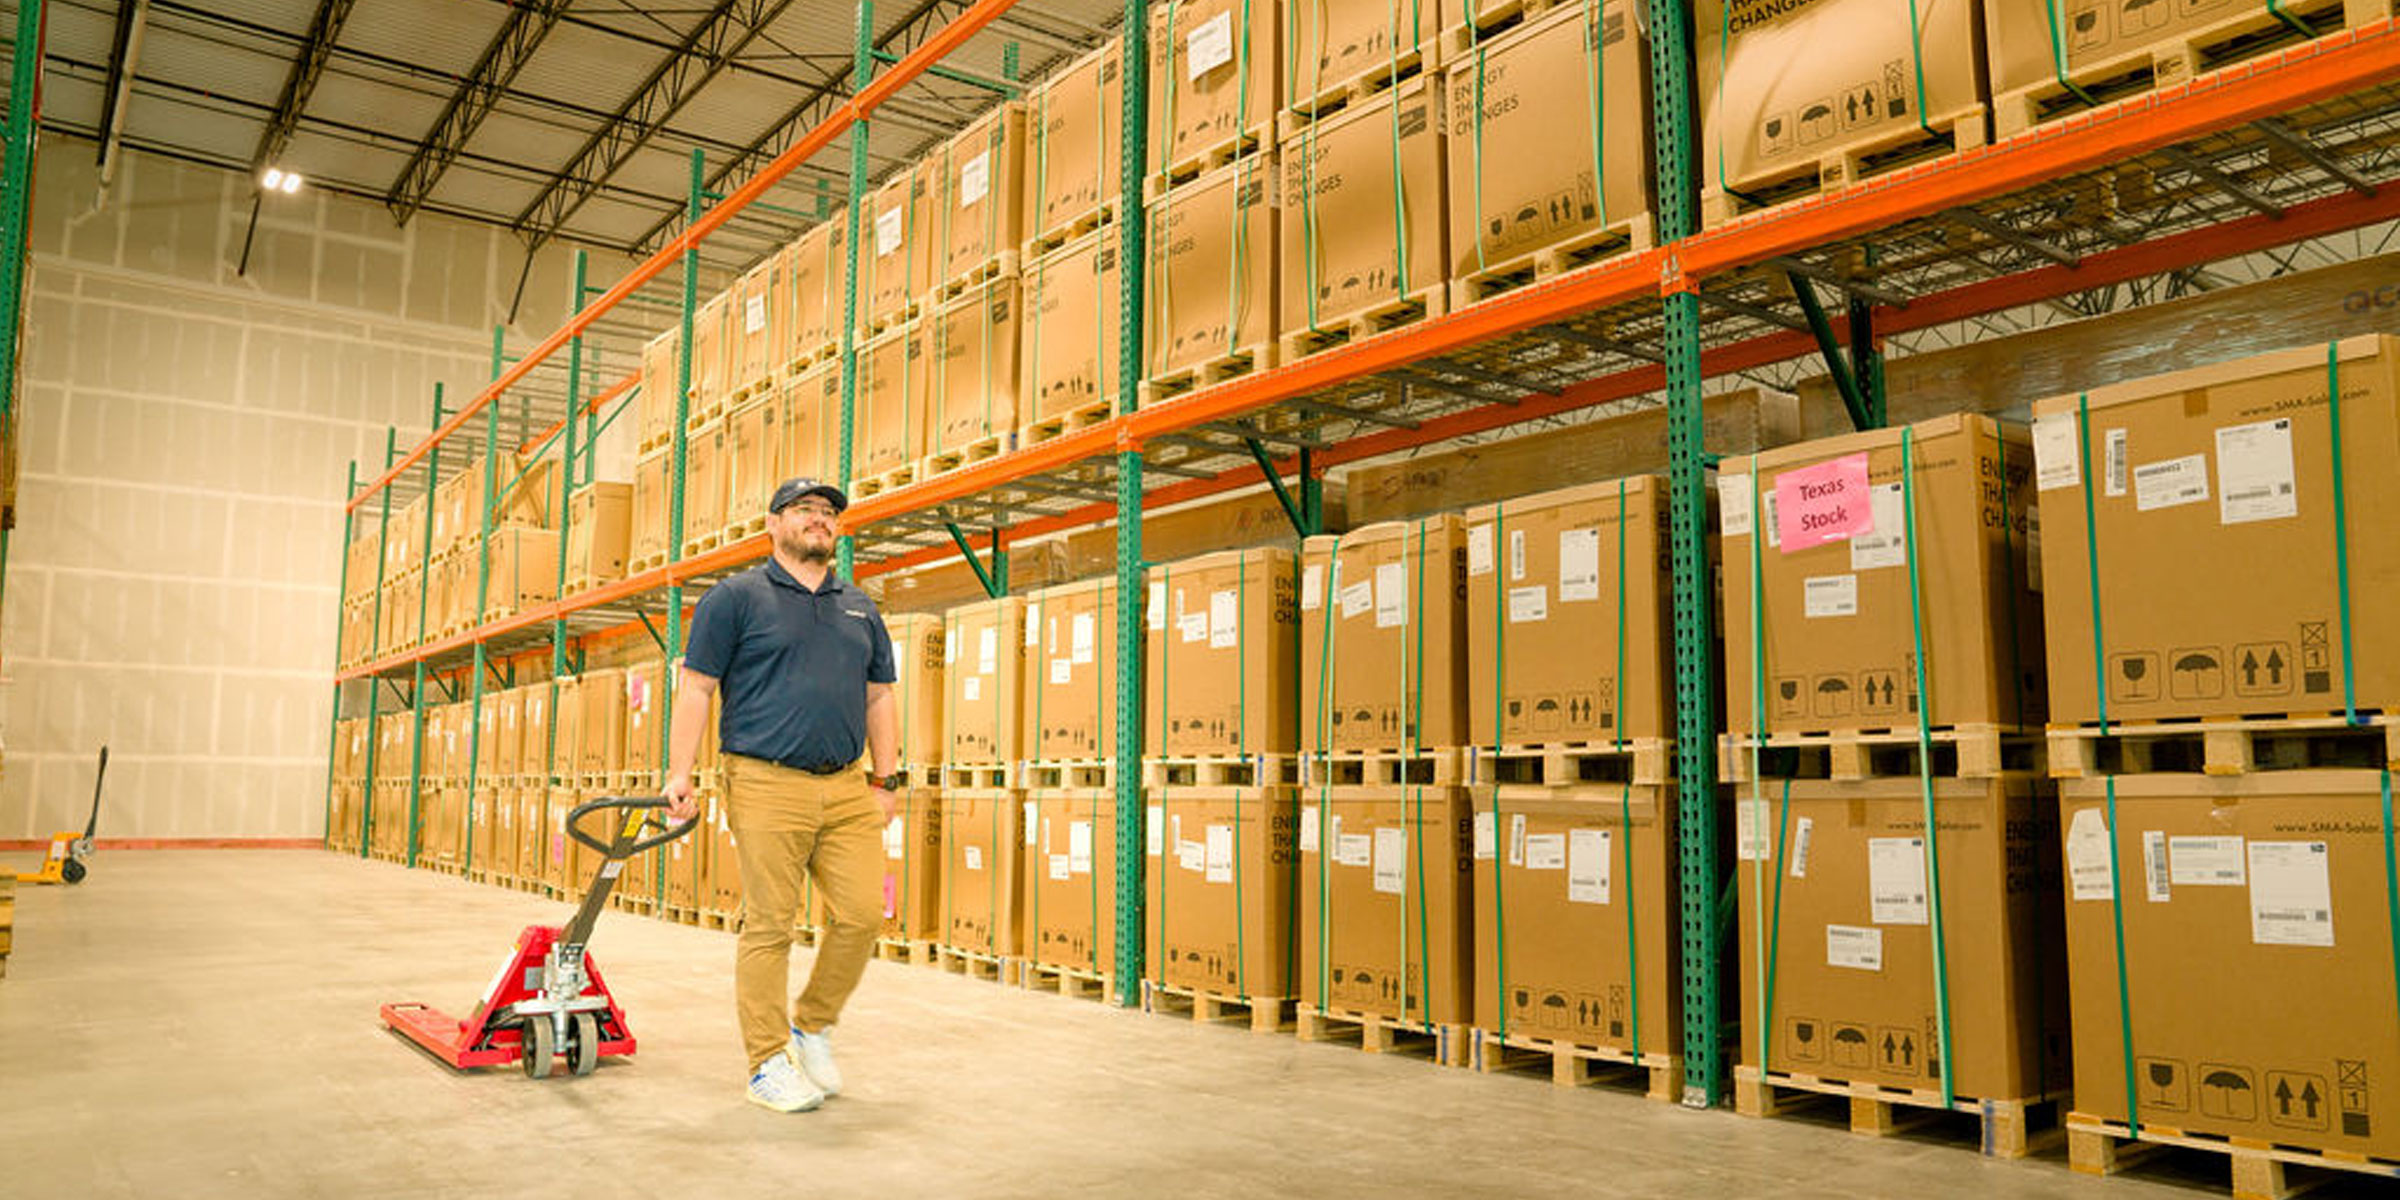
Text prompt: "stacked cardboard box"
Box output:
[[1149, 0, 1281, 177], [1145, 784, 1301, 1015], [1024, 578, 1119, 769], [1145, 546, 1300, 764], [1284, 0, 1442, 123], [933, 102, 1028, 292], [778, 215, 847, 373], [681, 418, 728, 557], [563, 481, 633, 592], [630, 450, 671, 570], [1145, 154, 1280, 396], [723, 392, 779, 538], [1300, 516, 1470, 763], [1024, 41, 1122, 253], [1440, 0, 1651, 305], [863, 164, 934, 335], [940, 787, 1025, 966], [732, 255, 782, 398], [780, 360, 845, 484], [1025, 786, 1118, 991], [936, 597, 1026, 966], [2031, 338, 2400, 1173], [1276, 74, 1447, 362], [854, 321, 927, 488], [689, 292, 735, 424], [1019, 228, 1123, 440], [923, 278, 1023, 474], [640, 329, 680, 451], [1695, 0, 1987, 226]]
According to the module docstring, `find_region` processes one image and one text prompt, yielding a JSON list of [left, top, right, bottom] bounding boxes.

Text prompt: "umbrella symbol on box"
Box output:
[[2171, 649, 2225, 700], [2201, 1065, 2259, 1121]]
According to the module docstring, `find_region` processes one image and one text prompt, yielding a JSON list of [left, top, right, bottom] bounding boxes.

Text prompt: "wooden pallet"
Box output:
[[1018, 759, 1116, 790], [660, 904, 703, 927], [1472, 1030, 1681, 1101], [720, 515, 765, 543], [940, 762, 1013, 790], [1735, 1066, 2060, 1160], [680, 531, 724, 558], [2067, 1111, 2400, 1198], [1297, 1004, 1473, 1067], [1020, 960, 1113, 1001], [782, 340, 841, 378], [1276, 41, 1443, 143], [1718, 725, 2041, 783], [1021, 398, 1117, 448], [1469, 738, 1674, 788], [873, 936, 937, 965], [1140, 980, 1289, 1033], [1024, 199, 1119, 258], [935, 945, 1020, 984], [626, 551, 670, 575], [683, 397, 726, 431], [2047, 712, 2400, 778], [920, 433, 1008, 480], [1700, 104, 1989, 228], [850, 461, 917, 499], [1277, 286, 1449, 365], [933, 251, 1020, 303], [1149, 120, 1273, 191], [697, 907, 739, 931], [1141, 754, 1301, 789], [1437, 0, 1564, 60], [1139, 341, 1278, 405], [1304, 746, 1469, 789], [727, 373, 777, 409], [1450, 212, 1657, 310], [1994, 0, 2376, 140], [637, 428, 676, 455], [860, 299, 921, 339]]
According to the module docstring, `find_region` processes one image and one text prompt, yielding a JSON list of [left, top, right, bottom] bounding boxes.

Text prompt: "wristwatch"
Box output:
[[866, 769, 908, 791]]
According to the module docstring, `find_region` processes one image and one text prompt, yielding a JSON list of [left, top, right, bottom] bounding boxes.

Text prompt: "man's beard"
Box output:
[[775, 529, 835, 564]]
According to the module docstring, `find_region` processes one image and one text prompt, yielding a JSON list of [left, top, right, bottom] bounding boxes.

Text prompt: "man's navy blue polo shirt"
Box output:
[[683, 557, 895, 770]]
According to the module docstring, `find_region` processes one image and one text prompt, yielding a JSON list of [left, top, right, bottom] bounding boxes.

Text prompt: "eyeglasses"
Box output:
[[783, 502, 838, 519]]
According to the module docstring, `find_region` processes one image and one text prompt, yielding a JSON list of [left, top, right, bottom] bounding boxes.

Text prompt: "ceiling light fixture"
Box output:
[[261, 167, 304, 195]]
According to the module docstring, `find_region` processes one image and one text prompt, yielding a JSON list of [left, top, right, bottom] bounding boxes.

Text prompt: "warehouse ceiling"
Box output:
[[6, 0, 1120, 274]]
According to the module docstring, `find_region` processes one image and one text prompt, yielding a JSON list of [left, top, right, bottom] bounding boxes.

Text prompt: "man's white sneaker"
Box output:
[[746, 1050, 825, 1113], [789, 1027, 843, 1097]]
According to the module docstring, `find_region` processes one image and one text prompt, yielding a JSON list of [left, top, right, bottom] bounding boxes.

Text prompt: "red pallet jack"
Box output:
[[17, 746, 106, 885], [380, 796, 694, 1078]]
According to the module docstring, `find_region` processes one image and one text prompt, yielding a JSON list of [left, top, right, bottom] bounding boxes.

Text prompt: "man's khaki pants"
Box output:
[[724, 754, 883, 1071]]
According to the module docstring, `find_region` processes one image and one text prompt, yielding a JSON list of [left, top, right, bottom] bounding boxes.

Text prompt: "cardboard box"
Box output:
[[664, 819, 702, 909], [1462, 476, 1672, 749], [855, 321, 927, 480], [944, 597, 1027, 767], [339, 600, 372, 667], [552, 675, 584, 782], [1343, 387, 1804, 525], [1719, 413, 2045, 738], [631, 449, 670, 564], [578, 667, 628, 777], [384, 497, 427, 576], [682, 419, 727, 549], [2058, 770, 2400, 1159], [521, 684, 557, 779], [1277, 75, 1446, 337], [1146, 786, 1300, 996], [1149, 0, 1282, 170], [725, 395, 779, 527], [1145, 546, 1300, 757], [1298, 786, 1473, 1022], [1024, 40, 1122, 246], [863, 164, 934, 331], [344, 533, 379, 606], [707, 790, 742, 912], [494, 686, 527, 778], [474, 694, 506, 780], [926, 279, 1023, 460], [778, 361, 845, 486], [733, 257, 780, 388], [438, 453, 559, 550], [1285, 0, 1441, 111], [1024, 578, 1118, 763], [934, 102, 1028, 286], [1442, 0, 1651, 277], [1300, 516, 1471, 754], [1146, 156, 1280, 381], [690, 290, 734, 407], [876, 612, 947, 771], [938, 789, 1025, 955], [623, 660, 666, 781], [481, 525, 560, 619], [2030, 336, 2400, 726], [1026, 788, 1118, 973], [1472, 785, 1680, 1056], [474, 786, 506, 875], [779, 215, 848, 364], [1735, 776, 2066, 1100], [878, 788, 944, 942], [641, 329, 680, 447], [565, 481, 632, 586], [1021, 230, 1124, 425], [1696, 0, 1986, 207], [516, 789, 546, 881]]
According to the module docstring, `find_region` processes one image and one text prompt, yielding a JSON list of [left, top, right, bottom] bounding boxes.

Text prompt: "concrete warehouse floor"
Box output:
[[0, 850, 2376, 1199]]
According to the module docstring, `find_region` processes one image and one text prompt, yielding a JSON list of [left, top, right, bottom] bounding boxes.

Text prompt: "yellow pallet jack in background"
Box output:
[[18, 746, 106, 885]]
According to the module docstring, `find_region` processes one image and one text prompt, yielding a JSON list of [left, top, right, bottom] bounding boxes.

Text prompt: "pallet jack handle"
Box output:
[[83, 746, 108, 842], [556, 797, 697, 950]]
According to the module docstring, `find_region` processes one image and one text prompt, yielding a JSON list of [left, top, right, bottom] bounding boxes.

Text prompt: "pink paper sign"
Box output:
[[1774, 452, 1873, 549]]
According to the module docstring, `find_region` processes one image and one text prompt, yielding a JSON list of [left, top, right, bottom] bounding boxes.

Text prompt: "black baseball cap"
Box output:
[[770, 477, 849, 514]]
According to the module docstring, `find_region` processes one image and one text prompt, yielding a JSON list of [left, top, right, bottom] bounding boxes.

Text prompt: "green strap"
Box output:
[[1612, 481, 1640, 1058], [1033, 77, 1050, 237], [1744, 455, 1774, 1072], [1223, 0, 1257, 358], [1470, 39, 1489, 272], [2038, 0, 2104, 109], [2381, 770, 2400, 1053], [1902, 0, 1933, 138], [2075, 395, 2110, 735], [2102, 777, 2140, 1138], [2327, 341, 2359, 726], [1712, 3, 1766, 206], [1390, 0, 1417, 291], [1410, 518, 1433, 1031], [1614, 480, 1628, 749], [1584, 0, 1608, 227], [1235, 557, 1251, 999], [1761, 776, 1793, 1073], [1488, 504, 1510, 1042], [1902, 429, 1958, 1107], [1312, 537, 1346, 1008], [2264, 0, 2316, 39]]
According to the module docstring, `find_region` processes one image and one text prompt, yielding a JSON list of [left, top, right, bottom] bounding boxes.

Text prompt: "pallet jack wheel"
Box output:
[[60, 858, 86, 884], [522, 1018, 555, 1079], [570, 1013, 600, 1077]]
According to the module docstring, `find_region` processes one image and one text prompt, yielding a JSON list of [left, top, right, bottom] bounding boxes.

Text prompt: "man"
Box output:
[[665, 477, 907, 1113]]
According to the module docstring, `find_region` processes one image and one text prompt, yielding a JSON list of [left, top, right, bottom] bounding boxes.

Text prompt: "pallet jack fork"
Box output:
[[380, 796, 695, 1078], [18, 746, 106, 886]]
